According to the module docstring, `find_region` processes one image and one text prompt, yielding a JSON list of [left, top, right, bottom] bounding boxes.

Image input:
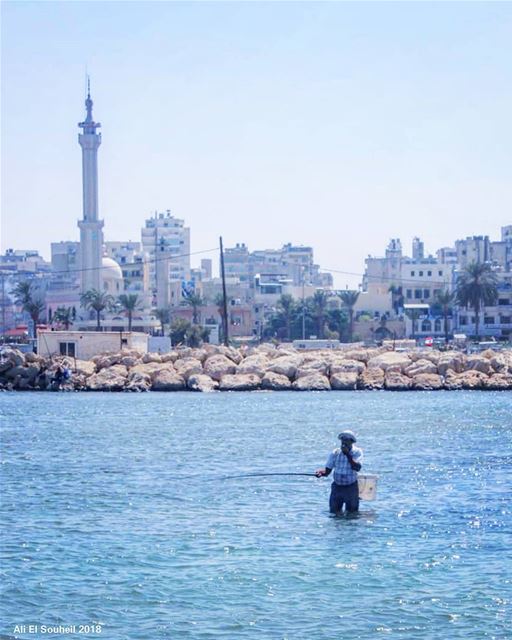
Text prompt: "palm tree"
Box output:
[[456, 262, 498, 340], [13, 281, 33, 306], [339, 290, 360, 342], [183, 293, 205, 325], [80, 289, 114, 331], [24, 299, 46, 338], [117, 294, 141, 332], [311, 291, 329, 339], [53, 306, 74, 330], [436, 290, 455, 344], [276, 294, 296, 341], [327, 308, 348, 342], [155, 307, 170, 336]]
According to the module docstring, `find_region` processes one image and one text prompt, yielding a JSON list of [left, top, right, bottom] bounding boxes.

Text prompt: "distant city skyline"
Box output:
[[1, 1, 511, 288]]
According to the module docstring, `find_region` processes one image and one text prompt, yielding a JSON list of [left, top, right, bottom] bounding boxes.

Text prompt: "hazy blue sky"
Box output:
[[1, 1, 511, 287]]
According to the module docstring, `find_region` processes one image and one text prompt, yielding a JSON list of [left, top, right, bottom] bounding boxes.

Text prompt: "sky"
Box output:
[[1, 1, 511, 288]]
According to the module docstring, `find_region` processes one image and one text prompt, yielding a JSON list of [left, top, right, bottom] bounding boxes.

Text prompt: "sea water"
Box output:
[[0, 391, 510, 639]]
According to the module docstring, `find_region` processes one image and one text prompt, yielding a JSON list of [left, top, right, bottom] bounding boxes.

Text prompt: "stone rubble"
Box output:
[[0, 343, 511, 392]]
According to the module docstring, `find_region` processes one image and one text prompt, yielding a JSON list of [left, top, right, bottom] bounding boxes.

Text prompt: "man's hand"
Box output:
[[341, 445, 350, 456], [315, 468, 326, 477]]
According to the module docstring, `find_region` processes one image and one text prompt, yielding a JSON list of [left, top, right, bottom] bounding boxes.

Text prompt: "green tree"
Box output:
[[53, 306, 74, 330], [170, 317, 190, 346], [80, 289, 114, 331], [327, 308, 348, 341], [24, 299, 46, 338], [183, 293, 205, 325], [276, 294, 296, 341], [117, 294, 141, 332], [339, 290, 360, 342], [456, 262, 498, 340], [13, 280, 34, 306], [155, 307, 171, 336], [186, 324, 210, 347], [435, 290, 455, 344], [311, 291, 329, 339]]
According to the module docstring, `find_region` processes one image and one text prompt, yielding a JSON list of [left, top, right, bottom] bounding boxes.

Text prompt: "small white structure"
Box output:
[[37, 330, 148, 360], [293, 339, 340, 350]]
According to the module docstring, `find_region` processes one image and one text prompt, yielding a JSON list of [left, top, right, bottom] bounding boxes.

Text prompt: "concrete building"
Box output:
[[38, 330, 148, 360], [77, 84, 104, 294], [104, 241, 149, 305], [141, 210, 191, 308]]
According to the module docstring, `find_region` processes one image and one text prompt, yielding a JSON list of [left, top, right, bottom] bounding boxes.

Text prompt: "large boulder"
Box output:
[[237, 354, 269, 378], [160, 352, 179, 364], [24, 352, 45, 365], [341, 349, 371, 363], [330, 359, 366, 375], [189, 348, 209, 363], [465, 355, 493, 375], [404, 359, 438, 377], [367, 352, 412, 373], [0, 348, 25, 367], [5, 364, 40, 382], [174, 357, 203, 380], [292, 373, 331, 391], [444, 371, 488, 390], [92, 352, 123, 370], [215, 345, 243, 364], [385, 372, 413, 391], [120, 355, 139, 367], [437, 352, 466, 376], [126, 371, 151, 392], [261, 372, 292, 391], [483, 374, 512, 390], [187, 374, 219, 392], [295, 359, 330, 379], [86, 368, 127, 391], [73, 359, 96, 377], [409, 350, 441, 365], [330, 372, 358, 390], [358, 368, 384, 390], [267, 355, 302, 379], [151, 370, 185, 391], [219, 373, 261, 391], [411, 373, 444, 390], [142, 352, 163, 364], [203, 354, 237, 381], [490, 354, 510, 374], [130, 362, 174, 380]]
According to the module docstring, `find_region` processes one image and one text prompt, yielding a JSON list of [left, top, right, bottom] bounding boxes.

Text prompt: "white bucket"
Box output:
[[358, 474, 378, 501]]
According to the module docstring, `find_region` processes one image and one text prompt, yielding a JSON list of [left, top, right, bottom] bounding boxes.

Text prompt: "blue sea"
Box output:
[[0, 391, 510, 639]]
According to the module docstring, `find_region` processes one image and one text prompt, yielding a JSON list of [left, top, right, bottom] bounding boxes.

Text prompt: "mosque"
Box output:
[[46, 85, 157, 332]]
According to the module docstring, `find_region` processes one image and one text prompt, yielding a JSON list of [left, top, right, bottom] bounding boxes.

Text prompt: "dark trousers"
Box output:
[[329, 481, 359, 514]]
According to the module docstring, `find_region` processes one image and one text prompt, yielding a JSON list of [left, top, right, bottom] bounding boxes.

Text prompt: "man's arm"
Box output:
[[315, 467, 332, 478], [342, 446, 362, 472]]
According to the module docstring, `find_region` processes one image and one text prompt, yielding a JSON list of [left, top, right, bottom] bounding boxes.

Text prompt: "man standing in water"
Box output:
[[315, 430, 363, 514]]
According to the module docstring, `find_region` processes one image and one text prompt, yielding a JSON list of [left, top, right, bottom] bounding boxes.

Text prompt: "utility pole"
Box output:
[[302, 266, 306, 340], [219, 237, 229, 346], [0, 272, 5, 338]]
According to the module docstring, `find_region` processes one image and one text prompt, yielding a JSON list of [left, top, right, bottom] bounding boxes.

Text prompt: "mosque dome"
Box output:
[[101, 257, 123, 294]]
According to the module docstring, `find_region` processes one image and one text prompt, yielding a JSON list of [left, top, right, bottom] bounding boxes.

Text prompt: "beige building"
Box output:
[[38, 330, 148, 360]]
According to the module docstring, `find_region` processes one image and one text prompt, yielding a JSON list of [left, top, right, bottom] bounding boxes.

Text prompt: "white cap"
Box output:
[[338, 430, 357, 443]]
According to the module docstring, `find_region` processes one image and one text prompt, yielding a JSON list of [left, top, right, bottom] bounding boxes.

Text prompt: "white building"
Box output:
[[141, 211, 191, 309], [38, 330, 148, 360]]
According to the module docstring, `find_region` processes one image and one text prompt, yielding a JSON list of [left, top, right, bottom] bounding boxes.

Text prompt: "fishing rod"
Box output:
[[222, 472, 318, 480]]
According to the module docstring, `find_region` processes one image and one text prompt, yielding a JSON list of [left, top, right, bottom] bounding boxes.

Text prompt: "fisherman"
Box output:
[[315, 430, 363, 514]]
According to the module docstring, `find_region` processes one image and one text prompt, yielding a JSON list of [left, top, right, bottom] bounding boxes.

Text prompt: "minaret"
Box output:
[[77, 80, 104, 294]]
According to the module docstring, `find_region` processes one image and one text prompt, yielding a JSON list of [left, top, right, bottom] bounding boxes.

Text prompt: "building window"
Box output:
[[484, 316, 495, 325], [414, 289, 422, 299], [427, 271, 432, 276], [498, 298, 509, 306], [439, 270, 443, 276], [423, 289, 430, 299], [460, 316, 467, 326], [419, 271, 424, 277], [421, 320, 431, 332], [59, 342, 76, 357], [501, 316, 511, 324], [434, 319, 442, 332]]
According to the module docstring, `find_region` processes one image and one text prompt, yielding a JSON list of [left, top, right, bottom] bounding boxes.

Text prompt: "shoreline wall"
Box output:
[[1, 344, 511, 392]]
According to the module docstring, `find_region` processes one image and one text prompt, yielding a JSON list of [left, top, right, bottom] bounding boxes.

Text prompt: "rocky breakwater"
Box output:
[[1, 344, 512, 392]]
